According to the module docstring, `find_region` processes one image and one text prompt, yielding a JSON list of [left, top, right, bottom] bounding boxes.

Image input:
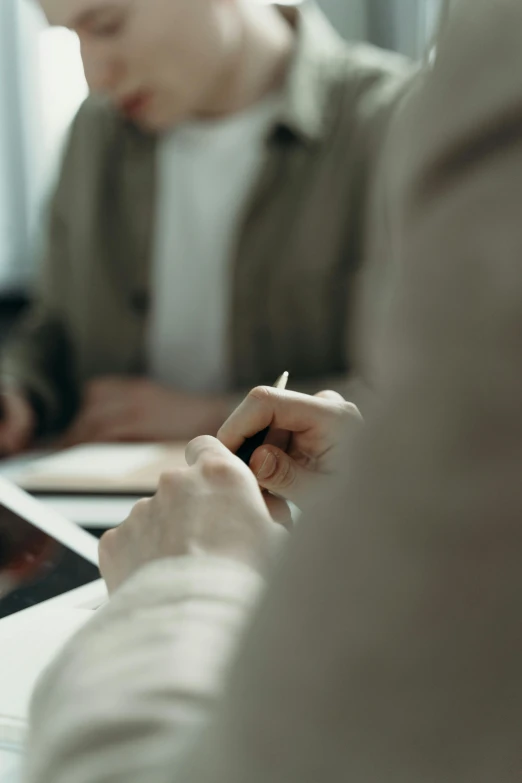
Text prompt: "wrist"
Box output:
[[197, 522, 287, 576]]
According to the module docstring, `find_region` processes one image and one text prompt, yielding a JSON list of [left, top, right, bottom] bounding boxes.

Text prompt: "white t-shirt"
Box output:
[[147, 94, 281, 394]]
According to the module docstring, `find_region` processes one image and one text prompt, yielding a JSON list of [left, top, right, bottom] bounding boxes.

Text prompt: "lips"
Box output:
[[119, 91, 151, 119]]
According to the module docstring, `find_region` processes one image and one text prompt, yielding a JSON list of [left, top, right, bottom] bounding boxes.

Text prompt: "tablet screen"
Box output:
[[0, 503, 100, 620]]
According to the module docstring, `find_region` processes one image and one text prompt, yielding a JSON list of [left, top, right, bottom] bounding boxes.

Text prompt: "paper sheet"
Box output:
[[27, 445, 164, 479], [0, 746, 22, 782], [0, 607, 93, 779], [0, 609, 93, 726], [6, 443, 187, 495]]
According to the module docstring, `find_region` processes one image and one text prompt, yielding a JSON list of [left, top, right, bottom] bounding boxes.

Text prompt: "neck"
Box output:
[[198, 3, 295, 118]]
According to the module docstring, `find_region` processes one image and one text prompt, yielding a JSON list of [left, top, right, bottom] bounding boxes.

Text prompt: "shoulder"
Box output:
[[55, 94, 154, 198], [333, 41, 414, 82], [326, 42, 417, 118], [50, 94, 155, 225], [385, 0, 522, 205], [62, 93, 155, 172], [64, 94, 126, 161], [316, 42, 417, 160]]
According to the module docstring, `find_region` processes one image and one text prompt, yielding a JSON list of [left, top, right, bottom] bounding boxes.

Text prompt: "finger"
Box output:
[[315, 390, 346, 403], [185, 435, 235, 467], [250, 445, 311, 504], [263, 491, 293, 530], [98, 528, 122, 593], [218, 387, 341, 453], [263, 427, 291, 453], [315, 391, 363, 427], [62, 402, 129, 447], [99, 498, 150, 593]]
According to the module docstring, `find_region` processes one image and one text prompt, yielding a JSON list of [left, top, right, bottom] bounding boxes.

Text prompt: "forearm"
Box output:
[[25, 556, 264, 783]]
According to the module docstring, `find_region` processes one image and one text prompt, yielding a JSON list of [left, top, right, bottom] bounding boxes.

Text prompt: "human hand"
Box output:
[[62, 376, 230, 446], [99, 436, 286, 593], [218, 387, 363, 507], [0, 391, 35, 456]]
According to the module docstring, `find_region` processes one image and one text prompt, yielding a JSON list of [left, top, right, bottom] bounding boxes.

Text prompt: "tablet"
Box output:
[[0, 476, 101, 621]]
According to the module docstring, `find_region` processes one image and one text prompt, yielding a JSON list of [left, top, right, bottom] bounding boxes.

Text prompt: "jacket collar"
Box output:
[[275, 2, 347, 143]]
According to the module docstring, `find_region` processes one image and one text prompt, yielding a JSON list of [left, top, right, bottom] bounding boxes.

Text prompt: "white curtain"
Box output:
[[0, 0, 86, 291], [0, 0, 34, 291]]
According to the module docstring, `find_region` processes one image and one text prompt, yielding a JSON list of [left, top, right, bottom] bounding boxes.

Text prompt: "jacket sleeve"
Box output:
[[0, 101, 98, 435], [299, 47, 416, 408], [24, 557, 264, 783]]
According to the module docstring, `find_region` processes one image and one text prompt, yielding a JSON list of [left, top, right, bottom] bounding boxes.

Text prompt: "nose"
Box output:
[[80, 37, 126, 96]]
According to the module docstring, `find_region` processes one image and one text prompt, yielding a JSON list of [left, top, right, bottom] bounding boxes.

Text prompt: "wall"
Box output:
[[317, 0, 368, 39], [0, 0, 44, 291]]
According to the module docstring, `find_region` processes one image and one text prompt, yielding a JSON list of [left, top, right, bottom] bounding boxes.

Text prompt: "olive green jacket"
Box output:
[[1, 3, 412, 433]]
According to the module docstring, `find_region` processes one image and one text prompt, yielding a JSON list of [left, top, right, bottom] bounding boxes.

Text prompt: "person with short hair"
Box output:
[[0, 0, 411, 453]]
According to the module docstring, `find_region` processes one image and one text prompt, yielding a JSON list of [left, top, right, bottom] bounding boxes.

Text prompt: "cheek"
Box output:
[[154, 18, 222, 92]]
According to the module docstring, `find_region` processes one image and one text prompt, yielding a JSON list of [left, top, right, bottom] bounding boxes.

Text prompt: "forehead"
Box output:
[[39, 0, 124, 27]]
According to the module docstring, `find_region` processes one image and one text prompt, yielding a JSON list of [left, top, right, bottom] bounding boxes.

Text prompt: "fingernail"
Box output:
[[256, 450, 277, 481]]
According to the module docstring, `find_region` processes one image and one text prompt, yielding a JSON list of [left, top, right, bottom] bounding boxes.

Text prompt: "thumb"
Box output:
[[250, 446, 308, 504]]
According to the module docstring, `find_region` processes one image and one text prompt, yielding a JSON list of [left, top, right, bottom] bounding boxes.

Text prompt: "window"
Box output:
[[0, 1, 87, 289], [38, 26, 88, 186]]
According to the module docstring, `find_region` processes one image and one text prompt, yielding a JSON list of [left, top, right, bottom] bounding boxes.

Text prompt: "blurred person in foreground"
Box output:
[[0, 0, 412, 454], [23, 1, 522, 780]]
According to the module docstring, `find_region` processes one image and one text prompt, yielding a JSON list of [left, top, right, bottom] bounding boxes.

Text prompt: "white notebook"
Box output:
[[0, 609, 93, 751], [0, 607, 93, 724], [11, 443, 187, 495]]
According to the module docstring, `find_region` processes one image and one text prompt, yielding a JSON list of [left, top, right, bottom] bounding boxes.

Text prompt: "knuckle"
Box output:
[[249, 385, 274, 407], [158, 470, 182, 493], [317, 389, 343, 400], [132, 498, 150, 516], [191, 435, 215, 451], [341, 401, 363, 421], [99, 528, 118, 561], [200, 456, 240, 485]]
